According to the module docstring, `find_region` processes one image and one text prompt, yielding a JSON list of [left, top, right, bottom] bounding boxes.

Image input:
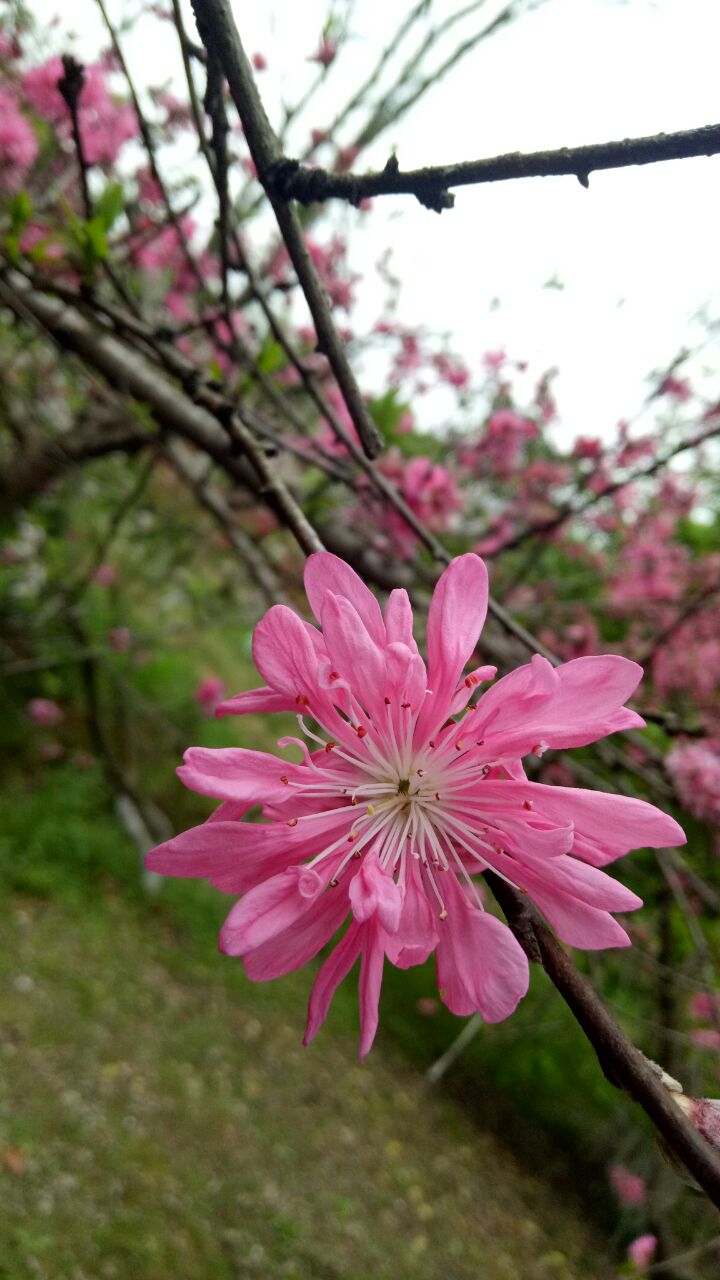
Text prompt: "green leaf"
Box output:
[[8, 191, 32, 236], [257, 337, 287, 375], [94, 182, 125, 232], [84, 217, 109, 263]]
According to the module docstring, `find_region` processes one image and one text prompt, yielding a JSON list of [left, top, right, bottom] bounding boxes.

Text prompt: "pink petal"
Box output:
[[425, 554, 489, 707], [435, 876, 528, 1020], [252, 605, 324, 702], [243, 884, 349, 981], [358, 925, 384, 1060], [529, 884, 632, 949], [384, 862, 438, 969], [219, 863, 336, 954], [472, 654, 646, 756], [481, 781, 685, 865], [348, 856, 402, 932], [215, 687, 297, 717], [177, 746, 306, 804], [320, 593, 386, 717], [304, 922, 362, 1045], [384, 588, 418, 652], [304, 551, 386, 646]]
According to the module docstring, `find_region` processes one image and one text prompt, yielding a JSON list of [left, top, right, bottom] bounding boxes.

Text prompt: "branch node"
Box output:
[[415, 186, 455, 213]]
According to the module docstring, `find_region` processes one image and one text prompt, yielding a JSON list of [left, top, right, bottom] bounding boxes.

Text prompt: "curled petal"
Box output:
[[304, 551, 386, 646], [435, 876, 528, 1020]]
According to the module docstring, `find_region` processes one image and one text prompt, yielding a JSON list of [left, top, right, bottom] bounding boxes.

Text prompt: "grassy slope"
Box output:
[[0, 766, 614, 1280]]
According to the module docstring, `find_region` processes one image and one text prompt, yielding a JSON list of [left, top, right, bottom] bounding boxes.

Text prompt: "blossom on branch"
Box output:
[[146, 554, 685, 1057]]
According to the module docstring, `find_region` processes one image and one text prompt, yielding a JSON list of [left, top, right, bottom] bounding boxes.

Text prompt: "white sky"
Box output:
[[26, 0, 720, 439]]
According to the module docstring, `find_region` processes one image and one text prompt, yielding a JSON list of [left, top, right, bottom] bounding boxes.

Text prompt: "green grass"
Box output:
[[0, 762, 615, 1280]]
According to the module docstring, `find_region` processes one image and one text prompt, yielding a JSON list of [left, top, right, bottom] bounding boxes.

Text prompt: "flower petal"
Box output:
[[480, 780, 686, 865], [177, 746, 306, 805], [426, 554, 489, 698], [358, 926, 384, 1060], [215, 687, 298, 717], [243, 887, 349, 981], [435, 876, 528, 1020], [304, 551, 385, 646], [304, 922, 362, 1046], [384, 862, 438, 969]]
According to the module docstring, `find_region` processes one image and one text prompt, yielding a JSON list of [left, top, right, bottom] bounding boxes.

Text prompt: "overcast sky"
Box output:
[[30, 0, 720, 439]]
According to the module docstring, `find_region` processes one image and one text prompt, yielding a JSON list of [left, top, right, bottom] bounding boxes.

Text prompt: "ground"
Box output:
[[0, 866, 615, 1280]]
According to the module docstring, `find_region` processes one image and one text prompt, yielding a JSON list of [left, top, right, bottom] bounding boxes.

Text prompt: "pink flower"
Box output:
[[195, 676, 226, 716], [28, 698, 63, 726], [658, 375, 691, 401], [0, 91, 37, 190], [627, 1235, 657, 1271], [94, 563, 117, 587], [609, 1164, 646, 1206], [147, 554, 685, 1058], [666, 744, 720, 823], [310, 36, 338, 67], [252, 52, 267, 71]]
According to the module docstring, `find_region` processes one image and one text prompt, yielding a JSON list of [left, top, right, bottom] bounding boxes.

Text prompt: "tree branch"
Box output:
[[189, 0, 384, 460], [486, 874, 720, 1208], [262, 122, 720, 212]]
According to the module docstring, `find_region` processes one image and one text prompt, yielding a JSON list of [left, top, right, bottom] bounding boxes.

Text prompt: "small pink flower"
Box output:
[[627, 1234, 657, 1271], [658, 375, 691, 401], [195, 676, 226, 716], [666, 744, 720, 824], [310, 36, 338, 67], [252, 52, 267, 71], [28, 698, 63, 726], [0, 91, 37, 190], [147, 555, 685, 1058], [94, 563, 117, 587], [609, 1164, 646, 1206]]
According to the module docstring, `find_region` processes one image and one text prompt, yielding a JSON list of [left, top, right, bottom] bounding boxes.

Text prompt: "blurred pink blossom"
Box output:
[[28, 698, 63, 726], [94, 563, 118, 587], [627, 1234, 657, 1270], [195, 676, 226, 716], [609, 1164, 646, 1206]]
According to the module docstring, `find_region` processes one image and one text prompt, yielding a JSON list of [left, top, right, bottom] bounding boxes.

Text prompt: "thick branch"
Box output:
[[0, 272, 323, 555], [487, 875, 720, 1207], [263, 122, 720, 212], [0, 408, 153, 516]]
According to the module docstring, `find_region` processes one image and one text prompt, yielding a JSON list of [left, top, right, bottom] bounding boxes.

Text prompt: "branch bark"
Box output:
[[262, 122, 720, 211], [486, 874, 720, 1208], [189, 0, 384, 460]]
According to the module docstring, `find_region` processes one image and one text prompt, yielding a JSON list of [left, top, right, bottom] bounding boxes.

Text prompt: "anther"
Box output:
[[325, 741, 336, 752], [295, 694, 309, 706], [329, 671, 340, 682], [455, 740, 463, 750], [356, 726, 367, 738], [464, 674, 479, 688], [348, 831, 359, 842], [401, 701, 411, 709], [287, 817, 298, 827], [435, 792, 441, 801], [475, 739, 484, 747], [384, 697, 391, 705], [330, 878, 339, 887], [428, 739, 435, 748], [439, 909, 448, 921], [352, 850, 362, 859], [351, 796, 358, 806], [417, 769, 425, 777], [280, 775, 289, 785], [522, 799, 533, 810]]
